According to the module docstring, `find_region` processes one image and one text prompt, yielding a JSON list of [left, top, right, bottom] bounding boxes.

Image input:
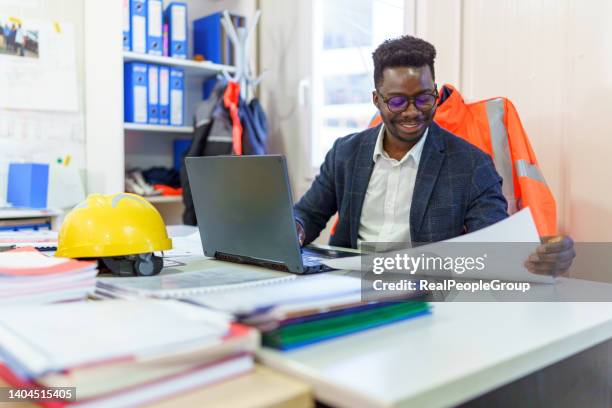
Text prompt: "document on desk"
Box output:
[[185, 274, 363, 315], [0, 230, 58, 250], [0, 300, 230, 377], [322, 208, 553, 284], [97, 267, 296, 299]]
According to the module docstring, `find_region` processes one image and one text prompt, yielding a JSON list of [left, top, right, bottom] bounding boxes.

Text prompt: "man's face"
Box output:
[[372, 65, 437, 145]]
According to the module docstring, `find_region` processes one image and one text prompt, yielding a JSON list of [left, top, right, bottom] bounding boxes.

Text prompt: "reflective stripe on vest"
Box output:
[[485, 98, 517, 214], [515, 159, 546, 184]]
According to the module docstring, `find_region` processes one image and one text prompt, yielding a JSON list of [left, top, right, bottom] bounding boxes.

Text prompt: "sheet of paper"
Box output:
[[47, 163, 85, 209], [322, 208, 552, 283], [164, 236, 206, 258], [0, 18, 78, 112], [97, 268, 296, 298], [186, 274, 362, 314], [0, 300, 229, 376], [0, 251, 65, 268], [0, 230, 58, 247]]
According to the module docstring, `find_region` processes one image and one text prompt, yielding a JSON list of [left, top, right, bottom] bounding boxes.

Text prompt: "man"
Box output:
[[14, 24, 24, 57], [294, 35, 574, 277]]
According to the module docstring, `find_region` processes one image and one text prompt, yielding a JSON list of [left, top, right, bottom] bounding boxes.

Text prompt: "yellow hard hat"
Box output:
[[56, 193, 172, 259]]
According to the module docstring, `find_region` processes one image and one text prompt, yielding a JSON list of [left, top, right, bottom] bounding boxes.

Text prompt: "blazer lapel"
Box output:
[[348, 127, 378, 248], [410, 123, 446, 241]]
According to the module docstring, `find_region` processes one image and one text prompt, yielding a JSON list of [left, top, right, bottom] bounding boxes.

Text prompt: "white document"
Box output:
[[322, 208, 552, 283], [0, 251, 65, 269], [186, 274, 362, 315], [0, 18, 78, 112], [0, 300, 229, 377], [97, 268, 296, 298], [0, 230, 58, 248], [47, 163, 85, 209]]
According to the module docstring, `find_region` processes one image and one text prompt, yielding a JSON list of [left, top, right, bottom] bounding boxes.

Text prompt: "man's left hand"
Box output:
[[525, 235, 576, 277]]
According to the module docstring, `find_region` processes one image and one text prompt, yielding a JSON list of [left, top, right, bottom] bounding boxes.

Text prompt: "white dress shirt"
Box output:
[[357, 125, 428, 246]]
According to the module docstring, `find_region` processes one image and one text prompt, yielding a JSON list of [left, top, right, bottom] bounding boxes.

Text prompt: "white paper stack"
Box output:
[[0, 300, 259, 407], [0, 246, 98, 305]]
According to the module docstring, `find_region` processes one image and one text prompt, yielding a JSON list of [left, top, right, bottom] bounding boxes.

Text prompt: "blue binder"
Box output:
[[164, 2, 187, 59], [124, 62, 148, 124], [169, 68, 184, 126], [123, 0, 131, 50], [193, 12, 245, 65], [146, 0, 163, 55], [147, 64, 160, 124], [130, 0, 147, 54], [159, 66, 170, 125]]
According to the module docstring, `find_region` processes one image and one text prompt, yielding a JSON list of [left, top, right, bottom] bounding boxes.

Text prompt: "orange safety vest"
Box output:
[[366, 84, 557, 236]]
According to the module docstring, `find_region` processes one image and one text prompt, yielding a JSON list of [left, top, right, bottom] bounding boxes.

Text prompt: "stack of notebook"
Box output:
[[0, 246, 98, 305], [95, 266, 296, 300], [184, 274, 431, 351], [95, 267, 430, 351], [0, 300, 258, 407]]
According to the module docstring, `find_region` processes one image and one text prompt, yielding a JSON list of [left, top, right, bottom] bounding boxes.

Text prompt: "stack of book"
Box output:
[[0, 300, 258, 407], [184, 274, 431, 351], [0, 247, 97, 305]]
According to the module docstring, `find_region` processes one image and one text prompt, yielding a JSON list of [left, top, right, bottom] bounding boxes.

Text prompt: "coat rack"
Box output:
[[220, 10, 264, 100]]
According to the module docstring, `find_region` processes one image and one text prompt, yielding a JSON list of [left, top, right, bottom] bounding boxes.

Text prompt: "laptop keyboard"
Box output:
[[301, 248, 334, 273]]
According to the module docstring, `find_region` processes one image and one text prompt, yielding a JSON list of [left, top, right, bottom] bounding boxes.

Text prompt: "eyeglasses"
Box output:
[[377, 89, 438, 113]]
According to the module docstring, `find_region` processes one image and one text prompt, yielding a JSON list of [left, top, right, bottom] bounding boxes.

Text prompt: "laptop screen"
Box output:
[[185, 155, 306, 273]]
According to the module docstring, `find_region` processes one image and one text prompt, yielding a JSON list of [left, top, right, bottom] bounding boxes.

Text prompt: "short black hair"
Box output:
[[372, 35, 437, 88]]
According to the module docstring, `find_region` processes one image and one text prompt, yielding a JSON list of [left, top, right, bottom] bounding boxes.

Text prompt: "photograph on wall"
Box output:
[[0, 16, 39, 59]]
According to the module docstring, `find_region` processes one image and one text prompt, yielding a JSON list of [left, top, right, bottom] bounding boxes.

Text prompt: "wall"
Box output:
[[0, 0, 85, 204], [412, 0, 612, 241], [258, 0, 312, 200]]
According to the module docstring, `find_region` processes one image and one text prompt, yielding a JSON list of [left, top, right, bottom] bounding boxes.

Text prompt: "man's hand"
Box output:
[[525, 235, 576, 277], [296, 222, 305, 247]]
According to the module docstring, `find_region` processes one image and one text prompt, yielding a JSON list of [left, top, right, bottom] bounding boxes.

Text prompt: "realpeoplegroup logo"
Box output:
[[370, 278, 531, 293]]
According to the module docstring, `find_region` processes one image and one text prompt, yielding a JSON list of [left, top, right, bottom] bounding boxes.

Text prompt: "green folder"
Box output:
[[263, 301, 430, 350]]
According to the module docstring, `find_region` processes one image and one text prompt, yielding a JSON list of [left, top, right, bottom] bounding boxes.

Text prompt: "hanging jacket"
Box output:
[[180, 81, 233, 225], [239, 98, 268, 155], [367, 84, 557, 236]]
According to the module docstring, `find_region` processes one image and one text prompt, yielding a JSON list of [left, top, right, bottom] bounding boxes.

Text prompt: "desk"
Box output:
[[257, 303, 612, 408], [0, 365, 313, 408], [165, 226, 612, 407]]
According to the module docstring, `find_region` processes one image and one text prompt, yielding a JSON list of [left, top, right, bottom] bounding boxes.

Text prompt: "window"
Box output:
[[310, 0, 405, 169]]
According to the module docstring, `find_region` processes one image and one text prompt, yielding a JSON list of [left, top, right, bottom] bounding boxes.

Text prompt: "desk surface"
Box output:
[[0, 366, 312, 408], [166, 226, 612, 408], [258, 302, 612, 408]]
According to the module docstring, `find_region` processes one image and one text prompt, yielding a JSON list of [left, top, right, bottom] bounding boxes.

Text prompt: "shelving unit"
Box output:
[[145, 195, 182, 203], [123, 51, 235, 76], [124, 123, 194, 133], [84, 1, 256, 226], [122, 26, 236, 224]]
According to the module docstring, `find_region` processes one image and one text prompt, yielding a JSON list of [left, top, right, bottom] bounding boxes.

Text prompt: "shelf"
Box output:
[[124, 123, 194, 133], [145, 196, 183, 204], [123, 51, 235, 77]]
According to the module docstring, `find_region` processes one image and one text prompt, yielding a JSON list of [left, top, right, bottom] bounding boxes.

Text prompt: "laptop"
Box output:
[[185, 155, 352, 274]]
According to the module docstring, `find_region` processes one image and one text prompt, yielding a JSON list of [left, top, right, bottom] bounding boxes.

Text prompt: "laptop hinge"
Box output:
[[215, 251, 291, 272]]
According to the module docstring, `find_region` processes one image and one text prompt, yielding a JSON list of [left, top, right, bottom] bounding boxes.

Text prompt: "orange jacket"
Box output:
[[368, 84, 557, 236]]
